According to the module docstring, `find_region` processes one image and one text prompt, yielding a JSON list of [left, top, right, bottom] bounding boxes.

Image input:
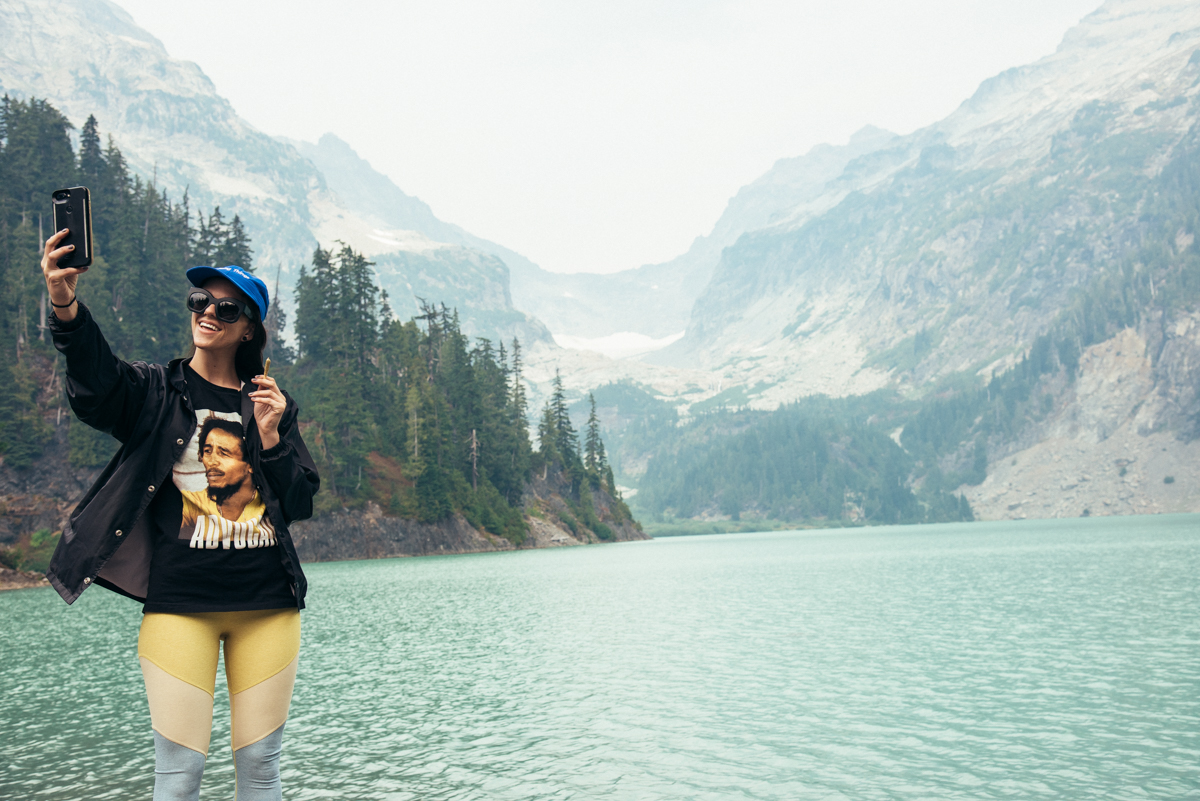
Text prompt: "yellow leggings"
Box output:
[[138, 609, 300, 760]]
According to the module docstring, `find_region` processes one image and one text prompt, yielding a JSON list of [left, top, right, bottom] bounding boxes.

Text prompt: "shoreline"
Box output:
[[0, 566, 50, 592]]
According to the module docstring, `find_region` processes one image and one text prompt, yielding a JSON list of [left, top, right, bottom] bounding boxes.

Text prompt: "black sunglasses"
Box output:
[[186, 288, 256, 323]]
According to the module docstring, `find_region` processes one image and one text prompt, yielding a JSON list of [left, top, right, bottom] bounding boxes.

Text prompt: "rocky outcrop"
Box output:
[[0, 566, 49, 591], [524, 463, 647, 544], [287, 467, 647, 563], [290, 504, 515, 562], [289, 448, 646, 564], [966, 326, 1200, 519]]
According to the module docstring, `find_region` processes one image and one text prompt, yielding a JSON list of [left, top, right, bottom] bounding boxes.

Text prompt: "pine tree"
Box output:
[[537, 401, 558, 466], [263, 264, 296, 365], [216, 214, 253, 270], [549, 370, 578, 466], [503, 337, 532, 494], [192, 206, 226, 267], [509, 338, 528, 426], [584, 392, 613, 491], [293, 244, 384, 496], [78, 115, 104, 187], [584, 393, 602, 472]]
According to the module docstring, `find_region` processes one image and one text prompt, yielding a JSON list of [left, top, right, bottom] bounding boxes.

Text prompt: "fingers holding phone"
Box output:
[[42, 228, 83, 319], [42, 227, 76, 270]]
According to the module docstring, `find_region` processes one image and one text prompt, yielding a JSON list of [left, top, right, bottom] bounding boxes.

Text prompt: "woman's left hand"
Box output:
[[250, 374, 285, 450]]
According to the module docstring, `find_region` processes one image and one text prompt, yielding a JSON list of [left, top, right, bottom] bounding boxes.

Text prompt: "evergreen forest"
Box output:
[[592, 385, 975, 527], [282, 243, 626, 543]]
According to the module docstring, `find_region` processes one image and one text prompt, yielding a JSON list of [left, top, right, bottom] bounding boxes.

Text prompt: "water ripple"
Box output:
[[2, 514, 1198, 799]]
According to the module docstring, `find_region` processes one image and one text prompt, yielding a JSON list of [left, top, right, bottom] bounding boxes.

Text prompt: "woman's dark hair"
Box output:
[[235, 321, 267, 380]]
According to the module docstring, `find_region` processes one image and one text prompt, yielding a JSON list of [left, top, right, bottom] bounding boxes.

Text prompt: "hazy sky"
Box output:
[[117, 0, 1100, 274]]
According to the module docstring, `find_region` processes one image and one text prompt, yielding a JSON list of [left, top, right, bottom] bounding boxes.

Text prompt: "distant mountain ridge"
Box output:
[[509, 125, 898, 345], [0, 0, 549, 346], [654, 0, 1200, 394]]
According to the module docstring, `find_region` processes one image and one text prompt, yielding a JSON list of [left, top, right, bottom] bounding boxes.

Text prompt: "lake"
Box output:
[[2, 514, 1198, 800]]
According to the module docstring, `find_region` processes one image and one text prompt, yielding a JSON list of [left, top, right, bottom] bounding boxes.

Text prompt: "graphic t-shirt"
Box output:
[[142, 364, 294, 613]]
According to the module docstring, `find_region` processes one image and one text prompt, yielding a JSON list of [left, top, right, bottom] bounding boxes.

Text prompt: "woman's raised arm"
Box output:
[[43, 229, 153, 442]]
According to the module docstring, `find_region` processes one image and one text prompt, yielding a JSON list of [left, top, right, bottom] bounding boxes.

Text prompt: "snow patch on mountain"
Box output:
[[552, 331, 685, 360]]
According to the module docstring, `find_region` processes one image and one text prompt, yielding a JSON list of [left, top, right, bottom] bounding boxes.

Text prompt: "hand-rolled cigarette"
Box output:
[[263, 358, 271, 378]]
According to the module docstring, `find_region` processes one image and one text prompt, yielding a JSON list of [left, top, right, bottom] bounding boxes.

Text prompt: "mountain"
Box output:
[[280, 133, 555, 343], [507, 125, 898, 352], [629, 0, 1200, 518], [286, 132, 549, 294], [0, 0, 549, 346], [657, 0, 1200, 393]]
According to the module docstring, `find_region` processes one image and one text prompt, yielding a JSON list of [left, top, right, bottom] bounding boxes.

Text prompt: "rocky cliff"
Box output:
[[965, 324, 1200, 519], [661, 1, 1200, 401], [0, 422, 101, 551]]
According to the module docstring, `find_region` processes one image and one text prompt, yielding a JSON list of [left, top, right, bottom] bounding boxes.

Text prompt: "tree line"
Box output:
[[282, 241, 627, 542], [623, 390, 974, 525]]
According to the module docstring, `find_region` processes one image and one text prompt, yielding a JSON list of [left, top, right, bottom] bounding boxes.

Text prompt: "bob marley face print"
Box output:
[[197, 416, 255, 518], [174, 411, 276, 551]]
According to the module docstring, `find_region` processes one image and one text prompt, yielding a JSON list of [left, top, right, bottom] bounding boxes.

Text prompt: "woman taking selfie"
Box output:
[[41, 226, 319, 801]]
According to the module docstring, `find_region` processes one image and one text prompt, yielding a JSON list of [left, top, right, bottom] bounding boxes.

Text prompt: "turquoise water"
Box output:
[[2, 514, 1199, 800]]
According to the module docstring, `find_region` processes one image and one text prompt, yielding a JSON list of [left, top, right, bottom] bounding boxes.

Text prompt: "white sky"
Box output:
[[116, 0, 1101, 274]]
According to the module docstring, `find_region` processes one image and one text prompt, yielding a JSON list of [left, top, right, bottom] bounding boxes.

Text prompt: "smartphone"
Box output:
[[51, 186, 93, 270]]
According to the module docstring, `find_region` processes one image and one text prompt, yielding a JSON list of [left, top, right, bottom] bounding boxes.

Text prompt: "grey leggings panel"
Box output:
[[152, 725, 285, 801], [234, 724, 285, 801], [152, 732, 205, 801]]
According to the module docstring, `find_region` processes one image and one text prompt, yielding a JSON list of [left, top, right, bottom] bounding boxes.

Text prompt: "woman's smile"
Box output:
[[192, 315, 232, 345]]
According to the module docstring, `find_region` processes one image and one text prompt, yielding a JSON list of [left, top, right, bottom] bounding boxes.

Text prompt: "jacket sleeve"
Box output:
[[49, 301, 153, 444], [258, 393, 321, 524]]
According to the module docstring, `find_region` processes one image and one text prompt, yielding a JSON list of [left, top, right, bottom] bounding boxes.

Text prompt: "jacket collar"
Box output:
[[168, 358, 189, 394]]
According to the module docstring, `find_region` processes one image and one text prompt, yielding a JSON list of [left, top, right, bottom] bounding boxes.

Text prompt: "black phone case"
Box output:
[[51, 186, 93, 270]]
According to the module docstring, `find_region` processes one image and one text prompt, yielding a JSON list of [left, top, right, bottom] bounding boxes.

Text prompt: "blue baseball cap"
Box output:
[[186, 265, 269, 322]]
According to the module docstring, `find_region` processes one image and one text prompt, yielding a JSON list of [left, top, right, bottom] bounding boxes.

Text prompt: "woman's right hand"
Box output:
[[42, 228, 82, 321]]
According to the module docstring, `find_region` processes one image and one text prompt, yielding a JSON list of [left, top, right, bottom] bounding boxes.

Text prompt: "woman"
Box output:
[[41, 227, 319, 801]]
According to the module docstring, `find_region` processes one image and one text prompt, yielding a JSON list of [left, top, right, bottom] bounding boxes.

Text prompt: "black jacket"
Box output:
[[46, 302, 319, 609]]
